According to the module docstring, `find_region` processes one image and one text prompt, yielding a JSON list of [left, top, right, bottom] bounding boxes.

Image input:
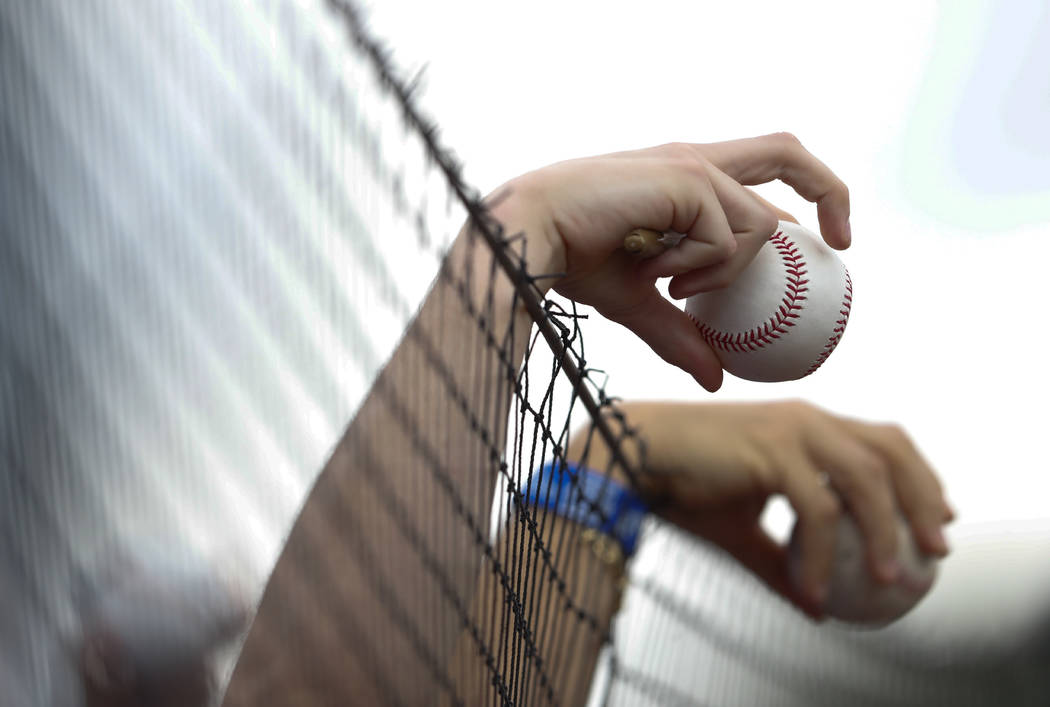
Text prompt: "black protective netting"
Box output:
[[2, 1, 1045, 706]]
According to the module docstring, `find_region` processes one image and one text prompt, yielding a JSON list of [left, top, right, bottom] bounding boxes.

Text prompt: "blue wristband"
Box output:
[[519, 462, 648, 556]]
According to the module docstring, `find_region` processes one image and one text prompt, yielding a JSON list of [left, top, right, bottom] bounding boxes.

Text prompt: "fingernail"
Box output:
[[843, 220, 852, 246]]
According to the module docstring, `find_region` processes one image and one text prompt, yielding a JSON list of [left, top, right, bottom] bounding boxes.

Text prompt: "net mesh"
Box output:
[[1, 1, 1046, 706]]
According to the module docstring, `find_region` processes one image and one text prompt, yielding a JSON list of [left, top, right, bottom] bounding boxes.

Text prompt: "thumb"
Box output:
[[697, 520, 822, 621], [669, 502, 823, 619], [728, 527, 822, 620], [602, 290, 724, 392]]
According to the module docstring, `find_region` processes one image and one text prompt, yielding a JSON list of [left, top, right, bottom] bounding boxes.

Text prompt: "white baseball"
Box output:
[[685, 220, 852, 382], [789, 512, 939, 626]]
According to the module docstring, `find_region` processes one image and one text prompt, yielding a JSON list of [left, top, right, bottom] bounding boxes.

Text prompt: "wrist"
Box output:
[[520, 461, 647, 558], [605, 401, 681, 502], [485, 175, 566, 293], [564, 401, 671, 504]]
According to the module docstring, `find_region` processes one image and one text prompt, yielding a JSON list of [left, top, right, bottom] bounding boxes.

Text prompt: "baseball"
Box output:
[[685, 220, 852, 382], [789, 511, 939, 626]]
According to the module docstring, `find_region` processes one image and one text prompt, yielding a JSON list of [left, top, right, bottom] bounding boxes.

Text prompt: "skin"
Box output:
[[597, 401, 952, 616], [491, 134, 851, 393], [486, 135, 950, 611], [223, 134, 952, 704]]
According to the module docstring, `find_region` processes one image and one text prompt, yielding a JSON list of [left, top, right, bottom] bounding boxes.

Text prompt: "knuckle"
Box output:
[[877, 422, 919, 455], [828, 180, 850, 207], [714, 237, 737, 260], [859, 454, 890, 485], [878, 422, 908, 443], [503, 171, 545, 202], [813, 493, 841, 525], [777, 398, 816, 420], [664, 142, 701, 162], [772, 131, 804, 151], [677, 156, 711, 181]]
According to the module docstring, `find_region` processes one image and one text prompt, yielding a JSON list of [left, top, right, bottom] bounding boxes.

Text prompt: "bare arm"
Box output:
[[223, 216, 557, 704], [441, 408, 643, 706], [222, 136, 877, 704]]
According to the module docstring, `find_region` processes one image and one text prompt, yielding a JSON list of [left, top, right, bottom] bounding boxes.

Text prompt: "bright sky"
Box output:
[[364, 0, 1050, 536]]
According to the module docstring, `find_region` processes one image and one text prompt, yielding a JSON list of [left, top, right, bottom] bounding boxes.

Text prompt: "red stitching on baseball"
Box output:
[[688, 231, 809, 353], [805, 270, 852, 375]]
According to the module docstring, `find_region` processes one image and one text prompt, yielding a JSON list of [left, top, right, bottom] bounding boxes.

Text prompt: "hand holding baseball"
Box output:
[[486, 134, 851, 392], [608, 400, 953, 621]]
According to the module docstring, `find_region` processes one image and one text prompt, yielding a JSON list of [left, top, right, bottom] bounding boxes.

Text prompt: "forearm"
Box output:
[[442, 411, 638, 706], [223, 215, 557, 704]]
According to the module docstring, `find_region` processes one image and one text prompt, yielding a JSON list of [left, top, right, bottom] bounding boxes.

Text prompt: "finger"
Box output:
[[806, 429, 901, 584], [664, 498, 824, 620], [746, 187, 798, 224], [639, 236, 737, 283], [667, 261, 735, 298], [638, 169, 737, 279], [699, 133, 851, 249], [601, 289, 723, 392], [845, 421, 951, 556], [705, 165, 780, 240], [779, 455, 842, 608], [666, 171, 779, 298], [724, 525, 823, 620], [603, 146, 800, 229]]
